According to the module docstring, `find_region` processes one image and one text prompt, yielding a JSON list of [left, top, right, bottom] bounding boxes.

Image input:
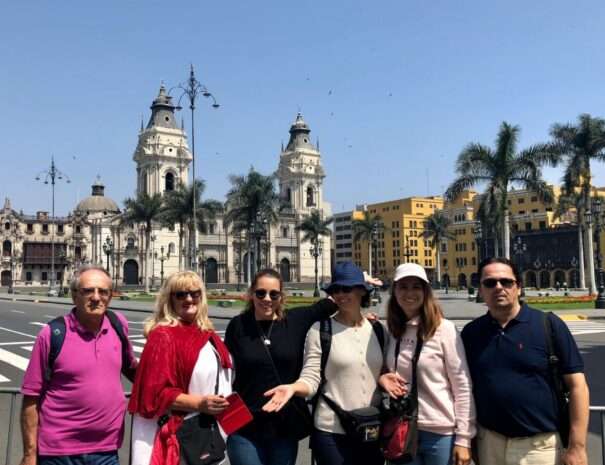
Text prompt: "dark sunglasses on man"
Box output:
[[172, 289, 202, 300], [254, 289, 282, 301], [481, 278, 516, 289]]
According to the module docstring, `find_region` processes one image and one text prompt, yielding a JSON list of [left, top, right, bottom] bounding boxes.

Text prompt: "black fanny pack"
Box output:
[[321, 394, 381, 442]]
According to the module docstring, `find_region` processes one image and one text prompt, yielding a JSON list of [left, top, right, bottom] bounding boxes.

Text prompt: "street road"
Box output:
[[1, 297, 604, 464]]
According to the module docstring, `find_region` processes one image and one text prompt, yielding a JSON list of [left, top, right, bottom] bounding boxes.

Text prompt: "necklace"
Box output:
[[256, 319, 275, 346]]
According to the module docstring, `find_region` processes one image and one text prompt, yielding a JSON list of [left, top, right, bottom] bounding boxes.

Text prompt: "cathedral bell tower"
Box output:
[[133, 85, 192, 197], [276, 113, 326, 213]]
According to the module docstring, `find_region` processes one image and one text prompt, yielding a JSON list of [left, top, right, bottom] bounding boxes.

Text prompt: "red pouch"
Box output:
[[216, 393, 253, 435]]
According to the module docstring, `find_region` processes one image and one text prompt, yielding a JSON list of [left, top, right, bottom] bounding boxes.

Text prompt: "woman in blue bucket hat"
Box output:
[[262, 261, 386, 465]]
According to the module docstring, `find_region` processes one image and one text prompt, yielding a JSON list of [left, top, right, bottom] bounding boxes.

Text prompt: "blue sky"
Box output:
[[2, 1, 605, 215]]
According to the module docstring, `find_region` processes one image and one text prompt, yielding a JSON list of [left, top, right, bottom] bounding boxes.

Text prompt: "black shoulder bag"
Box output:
[[379, 332, 423, 463], [159, 349, 226, 465], [257, 321, 314, 440], [543, 312, 571, 448], [315, 318, 385, 443]]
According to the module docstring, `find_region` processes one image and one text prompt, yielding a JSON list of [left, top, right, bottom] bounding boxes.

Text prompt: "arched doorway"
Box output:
[[457, 273, 467, 288], [554, 270, 566, 288], [525, 271, 537, 288], [1, 270, 11, 286], [123, 260, 139, 285], [470, 272, 479, 287], [280, 258, 291, 282], [2, 240, 11, 257], [539, 270, 550, 288], [205, 258, 218, 284], [442, 273, 450, 288]]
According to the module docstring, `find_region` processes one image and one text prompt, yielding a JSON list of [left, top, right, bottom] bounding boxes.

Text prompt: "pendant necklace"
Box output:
[[257, 319, 275, 346]]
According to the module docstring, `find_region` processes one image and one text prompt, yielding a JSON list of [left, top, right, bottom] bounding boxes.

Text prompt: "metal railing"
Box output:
[[1, 388, 605, 464]]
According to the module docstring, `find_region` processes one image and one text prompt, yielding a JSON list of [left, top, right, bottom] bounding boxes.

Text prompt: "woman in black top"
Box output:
[[224, 268, 337, 465]]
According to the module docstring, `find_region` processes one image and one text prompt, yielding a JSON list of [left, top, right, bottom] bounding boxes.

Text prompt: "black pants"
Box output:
[[311, 429, 384, 465]]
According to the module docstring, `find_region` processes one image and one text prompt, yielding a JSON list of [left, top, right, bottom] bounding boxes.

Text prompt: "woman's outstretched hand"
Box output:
[[379, 372, 408, 398], [262, 385, 296, 412]]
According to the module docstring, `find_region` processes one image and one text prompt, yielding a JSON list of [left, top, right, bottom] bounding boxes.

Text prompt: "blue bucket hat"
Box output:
[[323, 261, 372, 293]]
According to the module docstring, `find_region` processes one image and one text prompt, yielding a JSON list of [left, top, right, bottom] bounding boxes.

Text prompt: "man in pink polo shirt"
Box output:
[[20, 265, 137, 465]]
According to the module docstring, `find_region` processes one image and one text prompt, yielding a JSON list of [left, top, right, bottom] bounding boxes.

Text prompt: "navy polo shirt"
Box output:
[[461, 304, 583, 438]]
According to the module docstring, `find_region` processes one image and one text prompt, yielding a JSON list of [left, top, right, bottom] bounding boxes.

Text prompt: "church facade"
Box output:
[[0, 86, 331, 289]]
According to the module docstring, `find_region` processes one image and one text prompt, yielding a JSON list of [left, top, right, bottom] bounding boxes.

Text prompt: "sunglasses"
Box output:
[[481, 278, 517, 289], [79, 287, 112, 298], [254, 289, 282, 301], [172, 289, 202, 300], [329, 285, 355, 295]]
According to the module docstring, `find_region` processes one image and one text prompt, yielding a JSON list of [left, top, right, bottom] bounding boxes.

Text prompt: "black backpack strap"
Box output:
[[370, 320, 385, 353], [105, 310, 136, 382], [319, 317, 332, 385], [409, 333, 424, 398], [46, 316, 67, 383]]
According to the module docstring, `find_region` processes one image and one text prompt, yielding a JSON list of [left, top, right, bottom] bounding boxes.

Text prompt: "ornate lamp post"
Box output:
[[593, 200, 605, 307], [571, 256, 578, 288], [474, 223, 483, 302], [35, 157, 70, 293], [158, 245, 170, 286], [102, 236, 114, 275], [172, 65, 219, 273], [150, 234, 157, 288], [309, 240, 323, 297], [512, 235, 527, 297]]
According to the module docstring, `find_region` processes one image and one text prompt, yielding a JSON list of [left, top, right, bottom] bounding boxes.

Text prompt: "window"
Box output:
[[208, 223, 216, 234], [42, 224, 48, 234], [27, 223, 33, 233], [75, 225, 81, 234], [532, 209, 539, 213], [531, 196, 538, 202], [57, 224, 64, 234], [165, 172, 175, 192], [525, 222, 532, 231], [4, 222, 9, 230], [539, 221, 546, 229], [169, 243, 176, 254], [41, 272, 48, 282], [518, 198, 525, 204], [306, 186, 315, 206], [26, 271, 32, 282]]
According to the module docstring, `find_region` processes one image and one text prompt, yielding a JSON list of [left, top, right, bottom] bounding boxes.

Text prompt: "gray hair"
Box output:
[[70, 265, 112, 296]]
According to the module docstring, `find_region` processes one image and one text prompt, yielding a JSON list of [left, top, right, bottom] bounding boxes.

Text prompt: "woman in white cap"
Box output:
[[379, 263, 475, 465]]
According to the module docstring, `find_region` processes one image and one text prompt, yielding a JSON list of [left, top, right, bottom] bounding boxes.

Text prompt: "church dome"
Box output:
[[75, 177, 120, 215]]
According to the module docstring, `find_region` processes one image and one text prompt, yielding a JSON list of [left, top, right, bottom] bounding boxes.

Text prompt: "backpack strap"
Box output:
[[370, 320, 385, 353], [105, 310, 136, 382], [46, 316, 67, 383]]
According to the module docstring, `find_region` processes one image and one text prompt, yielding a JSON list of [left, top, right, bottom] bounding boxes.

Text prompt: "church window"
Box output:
[[42, 224, 49, 234], [306, 186, 315, 207], [169, 243, 176, 254], [286, 188, 292, 205], [27, 224, 33, 233], [165, 172, 175, 192], [4, 222, 9, 230], [127, 237, 135, 250]]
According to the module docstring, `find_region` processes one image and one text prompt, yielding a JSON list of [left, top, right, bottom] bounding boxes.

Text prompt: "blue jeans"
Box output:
[[311, 430, 384, 465], [227, 433, 298, 465], [38, 451, 119, 465], [401, 431, 454, 465]]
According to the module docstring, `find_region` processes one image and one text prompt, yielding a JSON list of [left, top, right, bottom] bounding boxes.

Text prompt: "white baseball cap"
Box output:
[[393, 263, 429, 283]]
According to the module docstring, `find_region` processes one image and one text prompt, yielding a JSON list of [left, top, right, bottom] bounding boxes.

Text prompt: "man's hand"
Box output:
[[562, 444, 587, 465], [452, 445, 471, 465]]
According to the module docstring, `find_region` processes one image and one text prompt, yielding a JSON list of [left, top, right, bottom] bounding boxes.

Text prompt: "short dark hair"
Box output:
[[478, 257, 522, 286]]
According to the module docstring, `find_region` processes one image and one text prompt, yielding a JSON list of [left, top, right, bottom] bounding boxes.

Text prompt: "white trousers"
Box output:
[[477, 426, 562, 465]]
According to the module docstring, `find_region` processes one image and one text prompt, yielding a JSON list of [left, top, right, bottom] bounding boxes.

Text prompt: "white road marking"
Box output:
[[454, 320, 605, 336], [10, 310, 25, 314], [127, 321, 145, 325], [44, 315, 57, 319], [132, 345, 144, 354], [21, 346, 33, 351], [0, 326, 36, 338], [0, 341, 35, 346], [29, 322, 46, 327], [0, 374, 9, 383], [0, 348, 30, 370]]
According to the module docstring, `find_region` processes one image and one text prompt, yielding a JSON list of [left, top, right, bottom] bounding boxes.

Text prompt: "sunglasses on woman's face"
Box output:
[[172, 289, 202, 300], [329, 285, 355, 295], [254, 289, 282, 301]]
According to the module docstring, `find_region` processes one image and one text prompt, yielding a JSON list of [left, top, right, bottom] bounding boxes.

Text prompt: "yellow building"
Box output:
[[352, 196, 444, 281]]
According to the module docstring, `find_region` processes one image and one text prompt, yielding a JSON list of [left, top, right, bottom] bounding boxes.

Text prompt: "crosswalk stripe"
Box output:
[[21, 346, 33, 352], [0, 326, 36, 338], [30, 322, 46, 327], [0, 374, 9, 383], [0, 348, 30, 371]]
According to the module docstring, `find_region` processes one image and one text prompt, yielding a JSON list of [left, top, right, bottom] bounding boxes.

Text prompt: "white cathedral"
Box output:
[[0, 86, 331, 289]]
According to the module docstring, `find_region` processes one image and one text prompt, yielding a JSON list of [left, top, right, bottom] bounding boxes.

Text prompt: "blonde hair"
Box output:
[[143, 271, 213, 337]]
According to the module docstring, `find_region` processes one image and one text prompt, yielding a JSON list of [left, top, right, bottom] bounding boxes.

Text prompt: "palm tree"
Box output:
[[549, 114, 605, 294], [353, 210, 383, 276], [296, 210, 333, 296], [161, 181, 223, 271], [554, 190, 588, 289], [122, 192, 164, 293], [445, 122, 555, 259], [422, 211, 455, 286], [224, 168, 282, 284]]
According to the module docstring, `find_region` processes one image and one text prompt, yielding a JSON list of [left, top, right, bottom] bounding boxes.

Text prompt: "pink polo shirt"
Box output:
[[21, 309, 132, 455]]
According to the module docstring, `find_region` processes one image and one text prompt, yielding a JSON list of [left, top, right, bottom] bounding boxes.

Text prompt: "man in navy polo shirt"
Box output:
[[461, 258, 589, 465]]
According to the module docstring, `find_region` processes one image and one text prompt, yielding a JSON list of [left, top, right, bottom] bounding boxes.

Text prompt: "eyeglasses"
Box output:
[[172, 290, 202, 300], [79, 287, 112, 298], [481, 278, 517, 289], [329, 285, 355, 295], [254, 289, 282, 301]]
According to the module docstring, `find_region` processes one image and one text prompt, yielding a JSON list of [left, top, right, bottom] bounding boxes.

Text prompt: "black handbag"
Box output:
[[321, 395, 382, 442], [159, 350, 226, 465]]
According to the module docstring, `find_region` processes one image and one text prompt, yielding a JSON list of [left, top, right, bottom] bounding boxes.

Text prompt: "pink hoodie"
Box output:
[[385, 317, 476, 448]]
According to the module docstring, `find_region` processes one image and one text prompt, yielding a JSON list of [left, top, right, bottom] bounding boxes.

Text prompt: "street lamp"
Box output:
[[102, 236, 113, 274], [158, 245, 170, 286], [35, 157, 70, 293], [512, 235, 527, 297], [172, 65, 219, 273], [444, 262, 449, 294], [150, 234, 157, 288], [309, 240, 323, 297], [592, 200, 605, 308], [473, 223, 483, 302]]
